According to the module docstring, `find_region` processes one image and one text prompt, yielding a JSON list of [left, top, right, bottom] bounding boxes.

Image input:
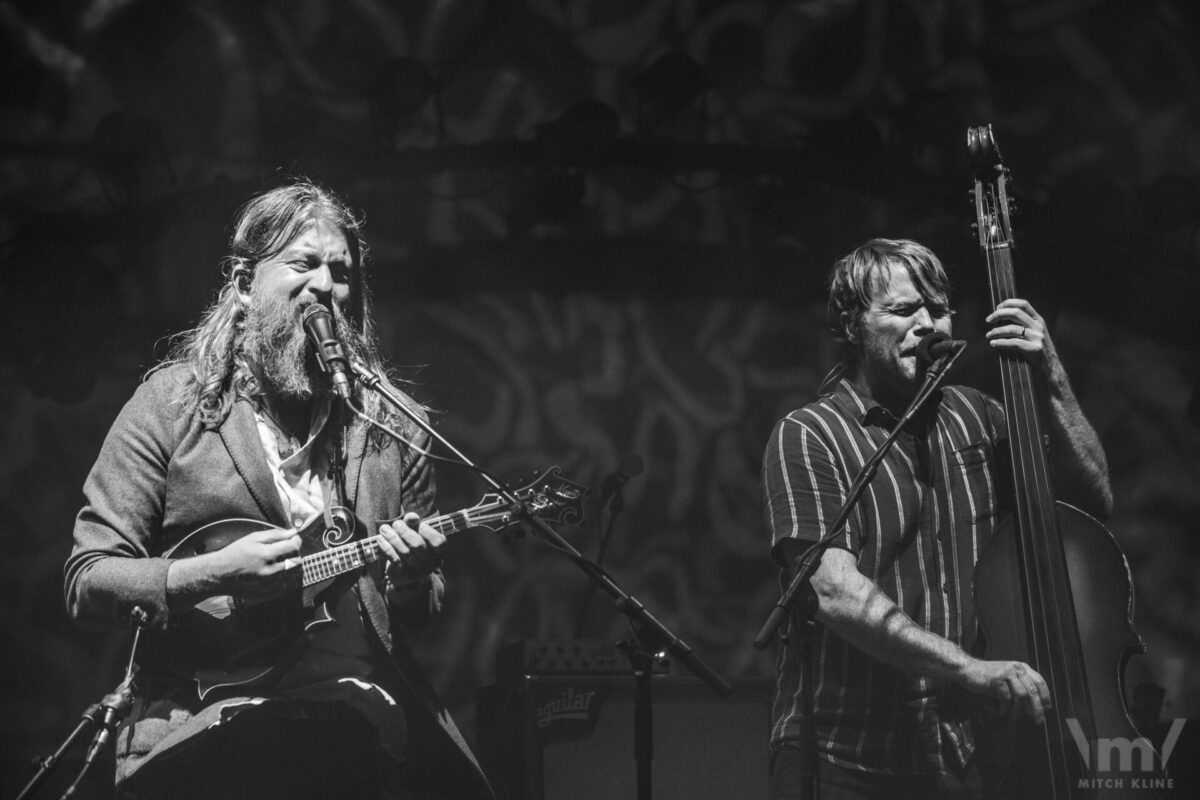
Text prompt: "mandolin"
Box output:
[[147, 467, 586, 699]]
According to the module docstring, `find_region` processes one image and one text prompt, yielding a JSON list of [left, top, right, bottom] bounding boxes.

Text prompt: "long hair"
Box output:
[[826, 238, 953, 365], [156, 178, 403, 434]]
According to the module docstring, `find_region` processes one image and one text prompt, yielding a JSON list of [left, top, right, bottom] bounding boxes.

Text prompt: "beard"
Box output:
[[240, 289, 370, 400]]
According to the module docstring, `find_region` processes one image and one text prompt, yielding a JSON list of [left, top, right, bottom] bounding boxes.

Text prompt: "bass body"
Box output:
[[974, 503, 1156, 796]]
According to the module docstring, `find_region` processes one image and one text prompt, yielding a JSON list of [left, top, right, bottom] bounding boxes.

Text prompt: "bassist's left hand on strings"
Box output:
[[379, 512, 446, 588], [985, 298, 1055, 369]]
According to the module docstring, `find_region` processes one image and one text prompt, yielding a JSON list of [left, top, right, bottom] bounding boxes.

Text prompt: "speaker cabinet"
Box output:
[[477, 676, 773, 800]]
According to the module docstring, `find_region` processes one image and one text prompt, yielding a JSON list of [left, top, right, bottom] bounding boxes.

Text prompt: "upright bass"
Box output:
[[967, 125, 1164, 798]]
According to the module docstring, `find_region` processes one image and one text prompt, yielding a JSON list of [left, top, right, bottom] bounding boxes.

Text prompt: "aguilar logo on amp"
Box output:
[[534, 686, 603, 733]]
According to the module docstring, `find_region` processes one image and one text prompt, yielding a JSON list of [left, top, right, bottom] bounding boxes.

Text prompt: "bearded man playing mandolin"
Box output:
[[762, 238, 1113, 799], [64, 179, 494, 800]]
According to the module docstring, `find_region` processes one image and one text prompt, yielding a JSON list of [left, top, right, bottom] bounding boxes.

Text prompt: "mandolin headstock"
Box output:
[[460, 466, 588, 535]]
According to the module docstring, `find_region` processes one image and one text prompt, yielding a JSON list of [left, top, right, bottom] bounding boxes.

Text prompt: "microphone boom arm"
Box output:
[[350, 360, 733, 697]]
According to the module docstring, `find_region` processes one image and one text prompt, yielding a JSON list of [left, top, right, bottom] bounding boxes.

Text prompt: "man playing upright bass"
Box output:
[[762, 238, 1112, 799]]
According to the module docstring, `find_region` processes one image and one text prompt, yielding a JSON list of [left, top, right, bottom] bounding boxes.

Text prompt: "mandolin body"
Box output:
[[148, 516, 360, 699]]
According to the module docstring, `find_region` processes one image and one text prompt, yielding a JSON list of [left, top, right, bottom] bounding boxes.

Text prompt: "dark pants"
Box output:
[[769, 742, 984, 800], [118, 704, 409, 800]]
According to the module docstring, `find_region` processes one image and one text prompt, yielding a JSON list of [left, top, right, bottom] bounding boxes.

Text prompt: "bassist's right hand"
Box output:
[[959, 658, 1052, 725], [167, 529, 301, 609]]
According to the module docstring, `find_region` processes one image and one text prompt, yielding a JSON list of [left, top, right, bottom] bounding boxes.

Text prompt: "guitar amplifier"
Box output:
[[476, 674, 774, 800], [494, 639, 672, 683]]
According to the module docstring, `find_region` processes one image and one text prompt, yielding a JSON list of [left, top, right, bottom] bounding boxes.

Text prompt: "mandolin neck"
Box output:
[[298, 510, 473, 588]]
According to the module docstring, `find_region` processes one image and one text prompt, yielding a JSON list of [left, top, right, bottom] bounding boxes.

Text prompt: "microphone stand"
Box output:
[[752, 344, 966, 800], [570, 470, 627, 639], [618, 638, 664, 800], [351, 361, 732, 800], [570, 467, 663, 798], [17, 607, 148, 800]]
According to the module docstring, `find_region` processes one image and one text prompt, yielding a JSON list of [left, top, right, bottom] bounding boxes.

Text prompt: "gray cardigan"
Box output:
[[64, 364, 491, 798]]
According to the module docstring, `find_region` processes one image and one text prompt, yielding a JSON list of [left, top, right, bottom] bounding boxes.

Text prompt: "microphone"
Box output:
[[599, 452, 645, 505], [302, 304, 353, 400], [82, 692, 127, 766], [916, 332, 966, 370]]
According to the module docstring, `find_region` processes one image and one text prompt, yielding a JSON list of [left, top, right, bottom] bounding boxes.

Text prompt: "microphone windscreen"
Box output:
[[302, 303, 332, 326], [916, 332, 949, 363]]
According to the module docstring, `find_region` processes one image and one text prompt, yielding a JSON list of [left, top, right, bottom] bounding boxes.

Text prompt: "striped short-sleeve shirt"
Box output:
[[761, 377, 1008, 774]]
